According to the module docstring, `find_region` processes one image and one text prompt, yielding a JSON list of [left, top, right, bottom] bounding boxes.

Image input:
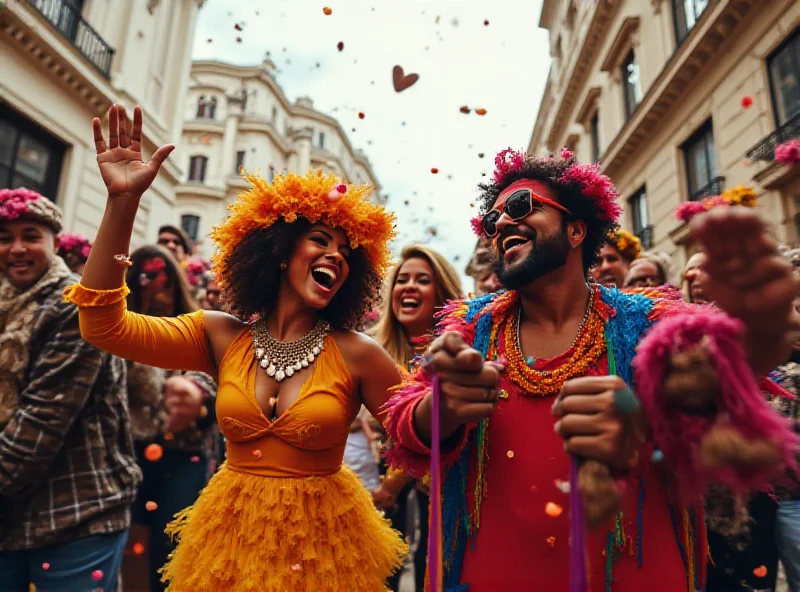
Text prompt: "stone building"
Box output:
[[1, 0, 204, 243], [527, 0, 799, 277], [175, 59, 382, 255]]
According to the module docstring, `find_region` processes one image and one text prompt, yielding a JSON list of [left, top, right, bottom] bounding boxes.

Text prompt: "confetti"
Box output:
[[291, 563, 302, 572], [190, 455, 200, 462], [546, 536, 556, 547], [651, 449, 664, 463], [431, 168, 439, 174], [133, 542, 145, 555], [753, 565, 767, 577], [392, 65, 420, 92], [475, 108, 487, 116], [741, 96, 754, 108], [144, 443, 163, 462], [478, 153, 485, 158], [164, 432, 174, 441], [91, 570, 103, 582], [484, 19, 490, 26], [146, 501, 158, 511], [554, 479, 570, 494], [358, 112, 365, 119], [234, 23, 242, 31], [507, 450, 515, 458], [42, 563, 50, 571], [252, 449, 263, 458], [435, 15, 440, 24], [498, 389, 509, 400], [206, 38, 213, 43], [323, 7, 332, 15], [337, 41, 344, 51], [545, 502, 563, 517], [459, 106, 471, 114], [236, 37, 242, 43]]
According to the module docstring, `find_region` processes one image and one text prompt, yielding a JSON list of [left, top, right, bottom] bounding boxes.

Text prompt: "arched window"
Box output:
[[208, 97, 218, 119], [188, 155, 208, 182], [196, 95, 206, 118]]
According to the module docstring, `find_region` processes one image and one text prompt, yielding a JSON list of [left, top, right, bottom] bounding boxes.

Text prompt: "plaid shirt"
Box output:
[[0, 274, 141, 550]]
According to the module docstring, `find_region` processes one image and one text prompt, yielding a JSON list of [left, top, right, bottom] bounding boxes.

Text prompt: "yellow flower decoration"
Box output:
[[608, 229, 642, 261], [211, 170, 396, 292], [719, 185, 757, 208]]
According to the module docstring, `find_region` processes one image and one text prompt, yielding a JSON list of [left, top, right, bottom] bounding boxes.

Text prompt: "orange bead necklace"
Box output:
[[500, 285, 607, 397]]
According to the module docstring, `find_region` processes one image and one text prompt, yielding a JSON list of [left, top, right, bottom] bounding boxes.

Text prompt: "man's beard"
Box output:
[[495, 226, 571, 290]]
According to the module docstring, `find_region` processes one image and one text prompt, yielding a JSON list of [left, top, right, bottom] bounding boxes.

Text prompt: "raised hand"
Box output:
[[93, 104, 174, 199], [690, 207, 796, 372]]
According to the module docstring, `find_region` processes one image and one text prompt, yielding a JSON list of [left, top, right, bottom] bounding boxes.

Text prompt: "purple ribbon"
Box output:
[[569, 456, 588, 592]]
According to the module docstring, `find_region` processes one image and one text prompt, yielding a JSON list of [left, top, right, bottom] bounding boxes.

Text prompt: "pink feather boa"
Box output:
[[633, 308, 799, 503]]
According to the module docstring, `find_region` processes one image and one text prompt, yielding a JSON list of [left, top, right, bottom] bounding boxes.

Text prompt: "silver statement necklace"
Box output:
[[251, 317, 331, 382]]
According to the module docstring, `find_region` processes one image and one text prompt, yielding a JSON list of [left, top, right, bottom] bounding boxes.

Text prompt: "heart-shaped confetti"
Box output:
[[753, 565, 767, 578], [392, 66, 419, 92], [42, 563, 50, 571]]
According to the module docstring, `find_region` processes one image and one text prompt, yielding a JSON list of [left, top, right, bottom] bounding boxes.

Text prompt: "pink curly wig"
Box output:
[[633, 309, 798, 503]]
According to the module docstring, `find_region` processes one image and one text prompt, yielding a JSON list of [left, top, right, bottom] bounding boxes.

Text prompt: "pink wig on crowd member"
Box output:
[[633, 308, 798, 504]]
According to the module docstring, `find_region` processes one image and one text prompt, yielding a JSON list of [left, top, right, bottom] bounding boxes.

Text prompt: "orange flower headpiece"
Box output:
[[607, 229, 642, 261], [211, 170, 396, 290]]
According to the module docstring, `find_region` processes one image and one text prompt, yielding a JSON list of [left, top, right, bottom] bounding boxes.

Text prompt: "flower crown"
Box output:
[[675, 186, 757, 223], [212, 170, 396, 291], [57, 233, 92, 261], [0, 187, 63, 233], [607, 229, 641, 261], [478, 147, 622, 233]]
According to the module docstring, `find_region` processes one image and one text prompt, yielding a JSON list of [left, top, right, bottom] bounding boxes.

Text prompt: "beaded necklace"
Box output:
[[500, 285, 606, 396]]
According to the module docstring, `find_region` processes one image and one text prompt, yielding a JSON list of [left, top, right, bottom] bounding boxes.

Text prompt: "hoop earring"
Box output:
[[280, 261, 287, 270]]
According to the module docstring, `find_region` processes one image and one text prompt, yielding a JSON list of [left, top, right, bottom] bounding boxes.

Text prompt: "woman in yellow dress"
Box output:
[[65, 104, 407, 591]]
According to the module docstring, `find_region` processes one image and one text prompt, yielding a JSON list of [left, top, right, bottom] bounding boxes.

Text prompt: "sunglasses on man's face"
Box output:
[[481, 189, 570, 238]]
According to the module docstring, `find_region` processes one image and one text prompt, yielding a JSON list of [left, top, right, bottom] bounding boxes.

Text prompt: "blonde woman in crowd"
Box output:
[[370, 244, 464, 591]]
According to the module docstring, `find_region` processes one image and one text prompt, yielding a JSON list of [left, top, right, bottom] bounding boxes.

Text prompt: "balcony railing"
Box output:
[[26, 0, 114, 78], [689, 175, 725, 201], [635, 225, 654, 250], [745, 111, 800, 163]]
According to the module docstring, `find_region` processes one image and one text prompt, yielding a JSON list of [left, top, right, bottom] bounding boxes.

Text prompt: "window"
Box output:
[[319, 132, 325, 149], [180, 214, 200, 243], [207, 97, 217, 119], [0, 104, 66, 199], [682, 121, 720, 200], [188, 155, 208, 182], [673, 0, 709, 44], [621, 50, 642, 120], [628, 187, 651, 248], [590, 112, 600, 162], [235, 150, 245, 174], [196, 95, 206, 118], [271, 106, 278, 125], [767, 29, 800, 128]]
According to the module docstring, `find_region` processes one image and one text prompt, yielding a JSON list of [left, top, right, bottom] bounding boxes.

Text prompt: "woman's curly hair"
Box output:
[[221, 217, 382, 330], [477, 153, 619, 272]]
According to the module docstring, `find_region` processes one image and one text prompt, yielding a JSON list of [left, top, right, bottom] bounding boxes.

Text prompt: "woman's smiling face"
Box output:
[[284, 223, 351, 310]]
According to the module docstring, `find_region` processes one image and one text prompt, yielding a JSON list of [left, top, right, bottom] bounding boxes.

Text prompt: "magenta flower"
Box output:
[[0, 188, 40, 222], [675, 201, 706, 222], [492, 148, 526, 184], [470, 215, 485, 237], [559, 163, 622, 222], [775, 139, 800, 166]]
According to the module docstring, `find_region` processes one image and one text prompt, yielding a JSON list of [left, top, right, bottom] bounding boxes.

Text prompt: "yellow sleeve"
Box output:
[[63, 283, 216, 376]]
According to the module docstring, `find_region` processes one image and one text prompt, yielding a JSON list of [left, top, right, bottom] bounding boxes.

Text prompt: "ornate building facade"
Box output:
[[527, 0, 799, 276], [1, 0, 204, 243]]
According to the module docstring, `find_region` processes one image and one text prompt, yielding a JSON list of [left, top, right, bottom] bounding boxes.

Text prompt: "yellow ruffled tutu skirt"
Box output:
[[160, 464, 407, 591]]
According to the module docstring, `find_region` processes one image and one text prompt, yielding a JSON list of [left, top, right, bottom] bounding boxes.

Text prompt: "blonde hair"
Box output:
[[371, 244, 464, 368]]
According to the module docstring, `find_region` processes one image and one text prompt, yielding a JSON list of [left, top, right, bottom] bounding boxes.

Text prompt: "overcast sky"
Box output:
[[192, 0, 551, 285]]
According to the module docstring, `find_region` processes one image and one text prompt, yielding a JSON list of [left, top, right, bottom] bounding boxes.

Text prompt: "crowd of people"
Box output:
[[0, 104, 797, 592]]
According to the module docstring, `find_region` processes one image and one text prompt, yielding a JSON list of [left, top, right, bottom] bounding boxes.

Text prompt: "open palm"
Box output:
[[93, 104, 174, 199]]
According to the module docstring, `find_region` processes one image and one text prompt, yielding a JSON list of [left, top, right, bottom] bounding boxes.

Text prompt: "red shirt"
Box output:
[[457, 354, 693, 592]]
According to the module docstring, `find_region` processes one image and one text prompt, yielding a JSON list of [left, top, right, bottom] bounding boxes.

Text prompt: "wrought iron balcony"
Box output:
[[746, 112, 800, 163], [689, 175, 725, 201], [26, 0, 114, 78], [635, 225, 654, 250]]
